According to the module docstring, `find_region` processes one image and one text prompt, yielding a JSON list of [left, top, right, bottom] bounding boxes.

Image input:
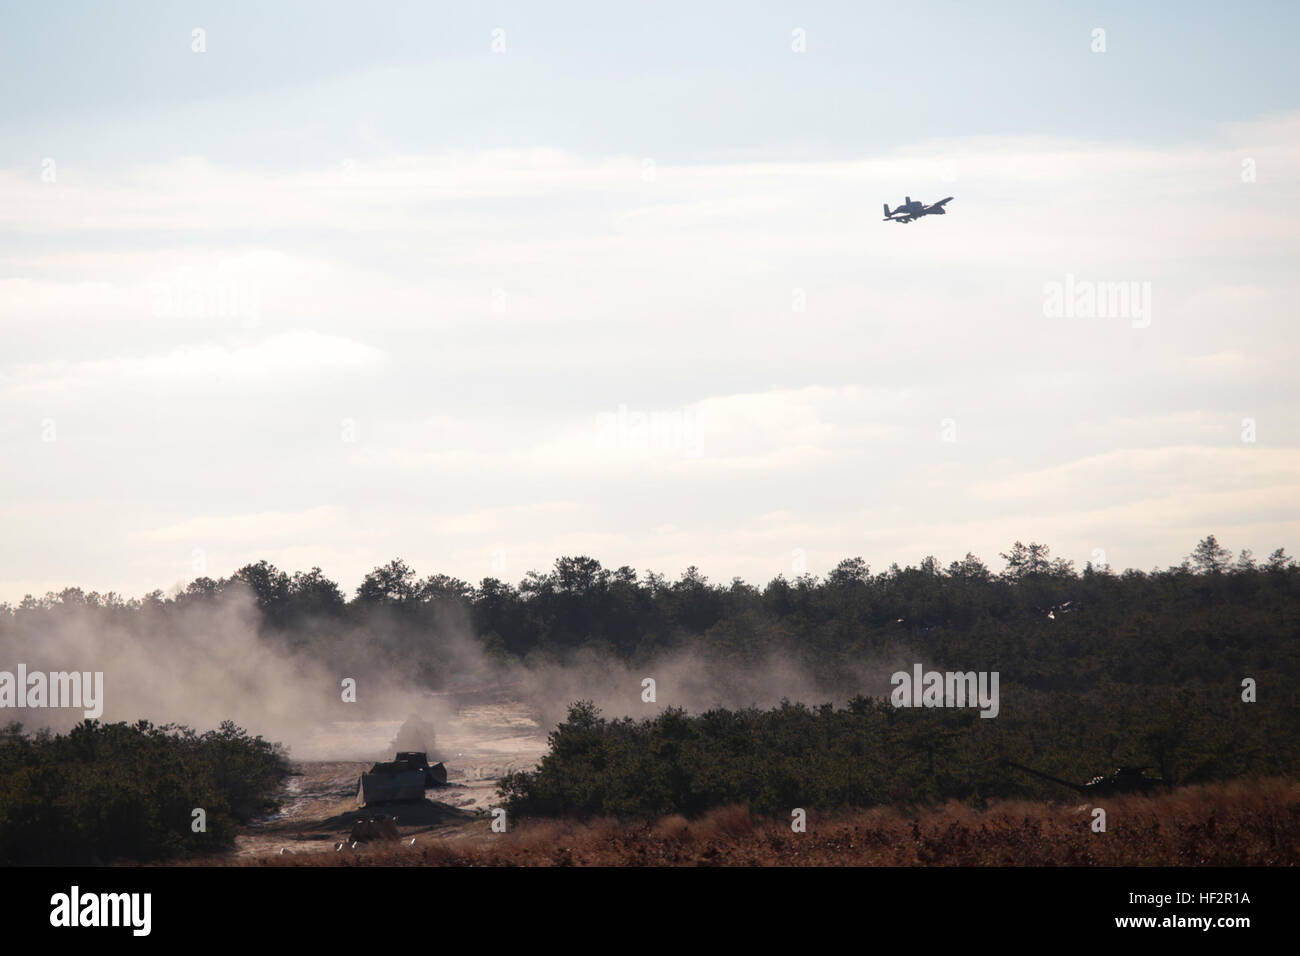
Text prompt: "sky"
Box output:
[[2, 1, 1299, 601]]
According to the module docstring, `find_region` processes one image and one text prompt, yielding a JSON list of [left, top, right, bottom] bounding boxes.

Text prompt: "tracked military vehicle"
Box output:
[[1003, 760, 1169, 797], [357, 751, 448, 807]]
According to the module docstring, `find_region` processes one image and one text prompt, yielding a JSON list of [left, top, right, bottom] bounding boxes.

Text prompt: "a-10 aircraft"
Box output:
[[882, 195, 954, 223]]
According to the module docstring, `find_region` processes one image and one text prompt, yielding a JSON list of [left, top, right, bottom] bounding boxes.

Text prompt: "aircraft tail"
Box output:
[[883, 203, 891, 218]]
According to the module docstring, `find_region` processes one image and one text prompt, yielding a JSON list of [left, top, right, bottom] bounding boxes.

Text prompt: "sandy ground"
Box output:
[[230, 695, 549, 861]]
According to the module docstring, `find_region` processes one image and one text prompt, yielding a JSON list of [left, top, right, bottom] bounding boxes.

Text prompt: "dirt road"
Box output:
[[231, 696, 549, 861]]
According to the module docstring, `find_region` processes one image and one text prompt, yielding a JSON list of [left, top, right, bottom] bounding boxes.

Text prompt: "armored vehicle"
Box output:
[[357, 751, 448, 806], [1003, 760, 1169, 797]]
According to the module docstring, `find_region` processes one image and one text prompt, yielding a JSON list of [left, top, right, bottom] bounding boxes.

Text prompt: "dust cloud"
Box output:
[[510, 645, 909, 730], [0, 585, 456, 760], [1, 586, 911, 764]]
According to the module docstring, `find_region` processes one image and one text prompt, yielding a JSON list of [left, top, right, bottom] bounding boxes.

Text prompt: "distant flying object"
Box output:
[[882, 196, 954, 224], [1037, 601, 1078, 620]]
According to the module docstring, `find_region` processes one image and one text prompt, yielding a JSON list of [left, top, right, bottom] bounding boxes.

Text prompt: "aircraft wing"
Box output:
[[928, 197, 954, 209]]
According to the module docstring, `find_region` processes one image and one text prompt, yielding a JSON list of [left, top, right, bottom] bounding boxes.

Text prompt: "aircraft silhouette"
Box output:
[[883, 196, 954, 224]]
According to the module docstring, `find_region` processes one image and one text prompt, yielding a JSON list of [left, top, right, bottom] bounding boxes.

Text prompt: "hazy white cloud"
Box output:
[[3, 114, 1300, 600], [4, 331, 385, 397], [134, 506, 345, 545], [972, 446, 1300, 504]]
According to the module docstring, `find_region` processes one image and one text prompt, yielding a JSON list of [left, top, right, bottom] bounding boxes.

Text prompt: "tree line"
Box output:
[[3, 534, 1297, 826], [4, 535, 1296, 691], [0, 719, 286, 864]]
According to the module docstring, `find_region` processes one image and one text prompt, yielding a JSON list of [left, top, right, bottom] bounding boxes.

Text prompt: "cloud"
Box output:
[[972, 446, 1300, 505], [134, 507, 344, 545], [3, 331, 386, 397], [2, 114, 1299, 599]]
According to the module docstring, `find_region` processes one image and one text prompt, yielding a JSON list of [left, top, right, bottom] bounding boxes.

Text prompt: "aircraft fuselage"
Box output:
[[883, 196, 954, 223]]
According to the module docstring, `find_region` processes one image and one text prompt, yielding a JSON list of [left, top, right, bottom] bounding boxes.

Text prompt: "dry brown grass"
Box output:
[[208, 778, 1300, 866]]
